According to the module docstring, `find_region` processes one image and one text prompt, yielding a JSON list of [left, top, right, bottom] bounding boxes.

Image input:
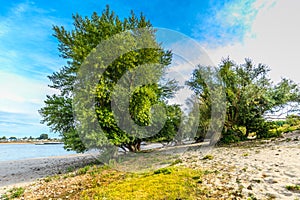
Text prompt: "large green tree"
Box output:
[[39, 6, 179, 153], [187, 58, 300, 143]]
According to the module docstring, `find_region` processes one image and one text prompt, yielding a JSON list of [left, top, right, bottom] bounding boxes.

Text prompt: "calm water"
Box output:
[[0, 144, 77, 161]]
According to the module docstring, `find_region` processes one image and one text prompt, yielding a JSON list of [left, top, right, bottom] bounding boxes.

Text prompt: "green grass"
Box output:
[[286, 184, 300, 192], [243, 153, 249, 157], [77, 165, 91, 175], [153, 167, 173, 175], [1, 187, 25, 199], [81, 166, 209, 200], [202, 154, 214, 160], [170, 158, 183, 166], [43, 174, 60, 182], [10, 187, 24, 198]]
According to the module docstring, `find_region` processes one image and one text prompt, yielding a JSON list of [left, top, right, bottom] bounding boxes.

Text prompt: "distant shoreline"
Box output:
[[0, 141, 62, 145], [0, 153, 100, 193], [0, 142, 35, 145]]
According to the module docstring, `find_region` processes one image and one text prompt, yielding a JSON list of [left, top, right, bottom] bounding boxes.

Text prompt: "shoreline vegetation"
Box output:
[[0, 133, 62, 145], [0, 139, 63, 145], [0, 142, 61, 145], [1, 131, 300, 199]]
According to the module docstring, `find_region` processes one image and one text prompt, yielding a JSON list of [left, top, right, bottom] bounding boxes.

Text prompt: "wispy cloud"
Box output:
[[0, 1, 66, 78], [0, 71, 56, 114], [0, 71, 56, 137], [157, 29, 216, 110], [0, 111, 49, 137], [192, 0, 262, 46], [0, 1, 65, 137], [203, 0, 300, 84]]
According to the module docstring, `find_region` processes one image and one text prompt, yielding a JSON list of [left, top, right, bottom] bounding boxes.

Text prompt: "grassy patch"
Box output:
[[202, 154, 214, 160], [16, 148, 235, 199], [243, 153, 249, 157], [170, 158, 183, 166], [43, 174, 60, 183], [1, 187, 25, 199], [81, 166, 208, 200], [10, 187, 24, 198], [113, 151, 181, 172], [153, 167, 173, 175], [77, 165, 91, 175], [286, 184, 300, 192]]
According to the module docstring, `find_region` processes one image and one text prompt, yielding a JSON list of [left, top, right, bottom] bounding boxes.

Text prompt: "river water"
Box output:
[[0, 143, 76, 161]]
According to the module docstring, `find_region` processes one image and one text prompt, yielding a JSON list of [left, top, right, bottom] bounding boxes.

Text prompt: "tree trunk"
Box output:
[[125, 139, 141, 152]]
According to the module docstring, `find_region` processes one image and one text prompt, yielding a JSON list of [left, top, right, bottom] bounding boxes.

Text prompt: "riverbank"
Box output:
[[0, 142, 35, 145], [0, 153, 99, 194], [1, 132, 300, 199], [0, 141, 62, 145]]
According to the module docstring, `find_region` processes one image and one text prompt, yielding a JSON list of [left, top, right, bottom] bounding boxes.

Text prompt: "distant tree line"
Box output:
[[0, 134, 61, 141]]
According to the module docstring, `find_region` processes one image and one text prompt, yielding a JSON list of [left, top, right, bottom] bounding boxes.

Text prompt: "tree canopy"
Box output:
[[39, 6, 179, 153], [187, 58, 300, 143]]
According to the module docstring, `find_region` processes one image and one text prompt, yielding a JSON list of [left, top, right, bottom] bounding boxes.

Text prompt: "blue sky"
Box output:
[[0, 0, 300, 138]]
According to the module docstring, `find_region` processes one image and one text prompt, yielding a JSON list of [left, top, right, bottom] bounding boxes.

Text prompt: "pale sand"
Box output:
[[1, 133, 299, 199], [0, 153, 99, 195], [180, 132, 300, 199]]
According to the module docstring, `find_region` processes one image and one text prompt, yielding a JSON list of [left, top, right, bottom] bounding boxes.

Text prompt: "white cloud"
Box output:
[[0, 1, 70, 137], [0, 71, 56, 115], [0, 70, 56, 137], [0, 1, 66, 74], [0, 1, 64, 115], [204, 0, 300, 84], [193, 0, 260, 46], [0, 112, 48, 137], [157, 28, 217, 109], [0, 21, 9, 36]]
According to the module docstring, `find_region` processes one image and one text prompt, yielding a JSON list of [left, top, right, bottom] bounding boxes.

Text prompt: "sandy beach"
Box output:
[[179, 132, 300, 199], [0, 153, 99, 194], [1, 132, 300, 199]]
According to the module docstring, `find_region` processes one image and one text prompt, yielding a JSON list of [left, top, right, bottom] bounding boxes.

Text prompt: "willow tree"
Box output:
[[39, 6, 179, 152], [187, 58, 300, 143]]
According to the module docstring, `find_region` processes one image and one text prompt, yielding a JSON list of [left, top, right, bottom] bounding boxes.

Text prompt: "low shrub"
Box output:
[[286, 184, 300, 192], [202, 154, 214, 160]]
